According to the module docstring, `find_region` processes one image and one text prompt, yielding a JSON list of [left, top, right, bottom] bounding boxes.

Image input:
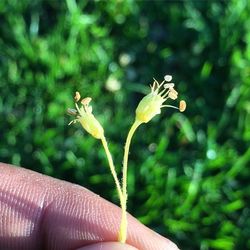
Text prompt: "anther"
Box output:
[[168, 91, 178, 100], [169, 88, 178, 95], [164, 75, 172, 82], [81, 97, 92, 106], [67, 108, 77, 116], [74, 92, 81, 102], [179, 100, 186, 112], [164, 83, 175, 89]]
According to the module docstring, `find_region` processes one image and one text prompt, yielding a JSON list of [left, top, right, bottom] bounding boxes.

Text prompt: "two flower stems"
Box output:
[[101, 120, 142, 244], [69, 76, 186, 244]]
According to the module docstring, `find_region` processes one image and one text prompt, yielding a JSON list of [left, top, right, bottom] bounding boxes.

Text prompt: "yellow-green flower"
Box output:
[[68, 92, 104, 139], [135, 75, 186, 123]]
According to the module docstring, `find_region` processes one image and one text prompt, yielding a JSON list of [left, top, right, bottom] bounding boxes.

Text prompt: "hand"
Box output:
[[0, 163, 179, 250]]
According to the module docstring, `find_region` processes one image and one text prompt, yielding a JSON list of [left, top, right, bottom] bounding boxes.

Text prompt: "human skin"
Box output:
[[0, 162, 179, 250]]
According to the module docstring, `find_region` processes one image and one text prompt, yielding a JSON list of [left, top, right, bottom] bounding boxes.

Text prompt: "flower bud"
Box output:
[[135, 76, 186, 123], [68, 92, 104, 139]]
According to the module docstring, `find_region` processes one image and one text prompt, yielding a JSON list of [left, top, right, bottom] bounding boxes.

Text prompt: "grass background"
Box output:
[[0, 0, 250, 249]]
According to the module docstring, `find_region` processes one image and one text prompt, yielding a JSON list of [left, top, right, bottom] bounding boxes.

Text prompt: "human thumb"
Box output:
[[76, 242, 139, 250]]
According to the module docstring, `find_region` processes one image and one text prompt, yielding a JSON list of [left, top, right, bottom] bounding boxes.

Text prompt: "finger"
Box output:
[[76, 242, 138, 250], [0, 163, 179, 250]]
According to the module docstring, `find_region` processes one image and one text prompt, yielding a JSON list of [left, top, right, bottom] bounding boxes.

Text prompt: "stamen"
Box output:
[[169, 87, 178, 95], [158, 80, 177, 97], [158, 87, 169, 97], [158, 79, 166, 89], [74, 92, 81, 102], [162, 89, 170, 99]]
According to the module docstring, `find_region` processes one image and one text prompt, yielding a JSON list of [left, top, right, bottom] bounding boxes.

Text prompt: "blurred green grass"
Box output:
[[0, 0, 250, 249]]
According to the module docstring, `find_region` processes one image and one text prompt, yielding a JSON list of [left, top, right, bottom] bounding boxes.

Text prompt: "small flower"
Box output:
[[68, 92, 104, 139], [135, 75, 186, 123]]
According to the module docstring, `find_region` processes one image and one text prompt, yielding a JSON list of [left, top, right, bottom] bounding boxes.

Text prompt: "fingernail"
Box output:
[[166, 241, 180, 250], [168, 241, 180, 250], [163, 238, 180, 250], [76, 242, 139, 250]]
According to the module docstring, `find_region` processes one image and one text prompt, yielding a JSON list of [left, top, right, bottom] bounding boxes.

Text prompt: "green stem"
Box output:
[[119, 119, 142, 243], [101, 136, 123, 206]]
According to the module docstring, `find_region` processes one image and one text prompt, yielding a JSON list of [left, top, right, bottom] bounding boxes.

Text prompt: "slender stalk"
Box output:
[[101, 136, 123, 206], [119, 119, 142, 243]]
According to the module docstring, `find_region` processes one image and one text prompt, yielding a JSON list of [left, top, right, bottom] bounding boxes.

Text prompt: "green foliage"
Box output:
[[0, 0, 250, 249]]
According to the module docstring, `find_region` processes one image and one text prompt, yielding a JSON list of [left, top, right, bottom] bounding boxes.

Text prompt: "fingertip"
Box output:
[[0, 163, 179, 250], [76, 242, 139, 250]]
